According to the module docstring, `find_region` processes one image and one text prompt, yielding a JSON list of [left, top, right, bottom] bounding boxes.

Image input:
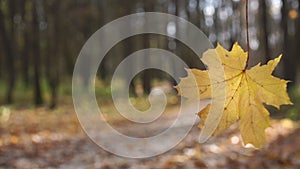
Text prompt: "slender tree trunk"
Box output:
[[19, 0, 30, 87], [32, 0, 43, 105], [296, 0, 300, 83], [142, 1, 154, 94], [0, 40, 3, 79], [281, 0, 297, 82], [44, 0, 59, 108], [21, 0, 30, 87], [23, 26, 31, 87], [261, 0, 271, 61], [0, 3, 15, 104]]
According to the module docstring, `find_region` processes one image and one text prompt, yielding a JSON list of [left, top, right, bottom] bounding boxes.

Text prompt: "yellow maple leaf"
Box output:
[[175, 43, 293, 148]]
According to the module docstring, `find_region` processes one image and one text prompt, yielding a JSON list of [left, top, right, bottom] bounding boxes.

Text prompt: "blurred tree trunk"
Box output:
[[261, 0, 271, 61], [0, 1, 16, 104], [281, 0, 298, 83], [122, 1, 136, 95], [142, 1, 154, 94], [45, 0, 61, 108], [172, 0, 183, 86], [97, 1, 109, 80], [297, 0, 300, 79], [32, 0, 43, 105], [21, 0, 31, 87], [0, 40, 3, 79]]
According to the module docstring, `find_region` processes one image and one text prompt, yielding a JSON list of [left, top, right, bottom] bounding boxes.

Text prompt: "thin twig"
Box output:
[[245, 0, 250, 68]]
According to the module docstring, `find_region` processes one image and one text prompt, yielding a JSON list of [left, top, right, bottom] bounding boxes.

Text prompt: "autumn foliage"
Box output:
[[176, 43, 293, 148]]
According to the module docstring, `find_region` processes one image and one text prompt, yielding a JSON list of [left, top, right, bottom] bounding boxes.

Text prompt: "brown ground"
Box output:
[[0, 105, 299, 169]]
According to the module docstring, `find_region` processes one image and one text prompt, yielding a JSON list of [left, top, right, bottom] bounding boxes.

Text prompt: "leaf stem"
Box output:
[[245, 0, 250, 68]]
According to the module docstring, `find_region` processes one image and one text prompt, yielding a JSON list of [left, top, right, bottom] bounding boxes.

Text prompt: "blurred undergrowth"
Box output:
[[0, 78, 299, 121]]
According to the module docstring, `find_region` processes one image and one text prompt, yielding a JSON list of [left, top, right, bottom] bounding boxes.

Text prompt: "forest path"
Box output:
[[0, 106, 299, 169]]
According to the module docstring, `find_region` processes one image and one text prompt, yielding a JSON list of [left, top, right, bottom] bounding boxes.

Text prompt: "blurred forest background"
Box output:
[[0, 0, 299, 111], [0, 0, 300, 168]]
